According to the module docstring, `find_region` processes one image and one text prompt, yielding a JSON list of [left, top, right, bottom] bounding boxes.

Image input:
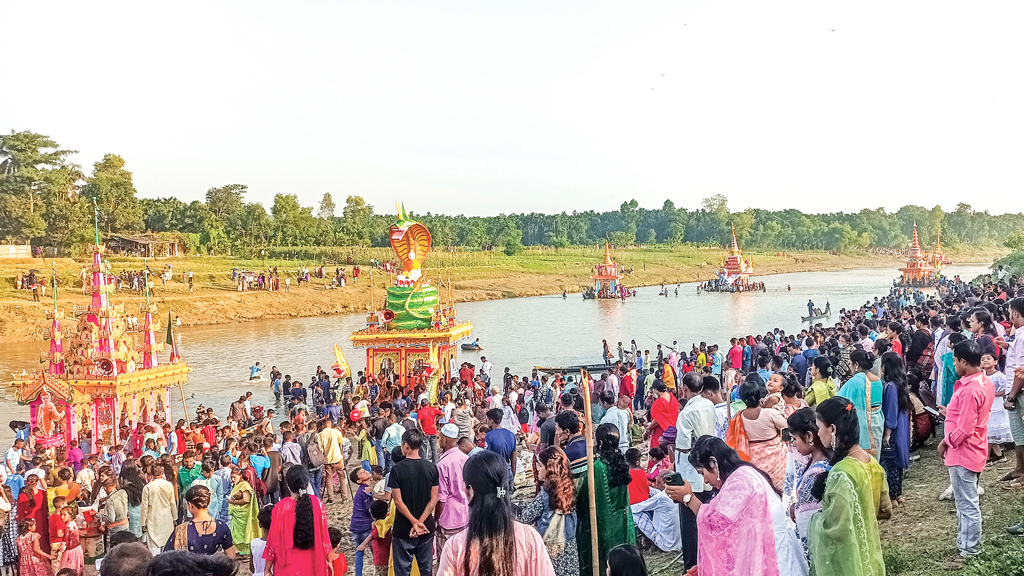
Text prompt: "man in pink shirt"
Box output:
[[434, 423, 469, 564], [938, 340, 993, 557]]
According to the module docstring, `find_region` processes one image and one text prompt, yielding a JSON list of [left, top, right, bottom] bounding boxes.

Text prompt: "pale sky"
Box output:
[[3, 1, 1022, 217]]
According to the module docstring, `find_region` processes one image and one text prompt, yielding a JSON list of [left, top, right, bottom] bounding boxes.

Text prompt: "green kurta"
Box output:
[[808, 457, 886, 576], [575, 459, 636, 576]]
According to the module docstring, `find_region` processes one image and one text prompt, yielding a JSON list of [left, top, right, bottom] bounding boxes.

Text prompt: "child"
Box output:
[[646, 446, 672, 482], [249, 506, 272, 576], [761, 373, 786, 413], [48, 495, 67, 564], [370, 465, 385, 494], [327, 527, 349, 576], [984, 352, 1012, 462], [58, 507, 83, 576], [625, 448, 649, 505], [349, 468, 374, 576], [367, 500, 392, 576]]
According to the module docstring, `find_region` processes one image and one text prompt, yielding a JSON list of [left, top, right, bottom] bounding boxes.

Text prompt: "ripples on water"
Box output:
[[0, 264, 991, 443]]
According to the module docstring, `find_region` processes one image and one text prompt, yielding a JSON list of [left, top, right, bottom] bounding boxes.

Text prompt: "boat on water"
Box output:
[[535, 363, 613, 374], [462, 339, 483, 351], [802, 303, 831, 322]]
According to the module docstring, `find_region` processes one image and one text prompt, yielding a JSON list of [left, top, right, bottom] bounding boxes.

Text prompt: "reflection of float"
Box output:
[[350, 204, 473, 402], [9, 214, 190, 454]]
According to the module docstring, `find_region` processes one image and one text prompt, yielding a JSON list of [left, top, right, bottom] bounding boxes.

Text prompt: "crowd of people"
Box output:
[[2, 271, 1022, 576]]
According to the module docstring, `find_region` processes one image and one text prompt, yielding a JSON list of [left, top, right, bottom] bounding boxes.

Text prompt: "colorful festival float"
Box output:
[[349, 204, 473, 403], [701, 225, 765, 293], [897, 223, 943, 288], [583, 241, 633, 299], [8, 216, 191, 471]]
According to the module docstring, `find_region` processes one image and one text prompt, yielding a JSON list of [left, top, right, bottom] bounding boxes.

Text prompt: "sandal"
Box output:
[[999, 471, 1022, 482], [1002, 479, 1024, 490]]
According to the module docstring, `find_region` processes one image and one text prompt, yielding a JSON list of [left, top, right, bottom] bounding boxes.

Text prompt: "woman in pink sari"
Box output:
[[670, 436, 807, 576], [263, 466, 333, 576], [645, 381, 678, 448]]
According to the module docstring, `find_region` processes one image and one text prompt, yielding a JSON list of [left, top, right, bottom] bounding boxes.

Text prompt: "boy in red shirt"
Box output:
[[327, 527, 349, 576]]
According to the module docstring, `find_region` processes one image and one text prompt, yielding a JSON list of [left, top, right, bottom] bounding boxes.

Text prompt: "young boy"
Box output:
[[249, 506, 272, 576], [625, 448, 649, 505], [349, 468, 374, 576], [49, 496, 67, 567], [370, 465, 385, 494], [327, 527, 349, 576]]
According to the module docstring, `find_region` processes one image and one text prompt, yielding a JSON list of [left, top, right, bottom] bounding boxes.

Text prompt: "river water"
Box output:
[[0, 264, 990, 444]]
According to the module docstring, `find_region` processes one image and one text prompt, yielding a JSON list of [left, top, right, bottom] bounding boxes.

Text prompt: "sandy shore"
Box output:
[[0, 250, 996, 344]]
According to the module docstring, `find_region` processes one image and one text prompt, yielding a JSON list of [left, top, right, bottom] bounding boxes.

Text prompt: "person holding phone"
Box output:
[[665, 436, 807, 576]]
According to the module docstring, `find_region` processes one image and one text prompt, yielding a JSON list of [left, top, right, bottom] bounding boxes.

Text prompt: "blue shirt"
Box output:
[[350, 483, 374, 533], [484, 428, 517, 476], [249, 454, 270, 480], [272, 378, 282, 393], [249, 366, 261, 378], [790, 354, 808, 384], [636, 356, 644, 372]]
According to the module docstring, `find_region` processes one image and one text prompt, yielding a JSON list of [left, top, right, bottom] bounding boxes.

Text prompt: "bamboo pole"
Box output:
[[580, 368, 600, 576]]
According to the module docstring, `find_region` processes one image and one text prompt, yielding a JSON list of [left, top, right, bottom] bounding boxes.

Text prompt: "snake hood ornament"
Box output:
[[390, 202, 432, 284]]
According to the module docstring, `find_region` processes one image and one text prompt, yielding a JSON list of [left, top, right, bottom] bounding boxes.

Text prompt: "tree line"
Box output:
[[3, 129, 1023, 257]]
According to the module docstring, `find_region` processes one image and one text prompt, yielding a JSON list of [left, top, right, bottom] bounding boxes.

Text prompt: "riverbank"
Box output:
[[0, 246, 999, 344]]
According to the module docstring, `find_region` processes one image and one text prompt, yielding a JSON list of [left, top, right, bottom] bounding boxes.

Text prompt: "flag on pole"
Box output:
[[332, 344, 350, 379], [166, 311, 179, 363]]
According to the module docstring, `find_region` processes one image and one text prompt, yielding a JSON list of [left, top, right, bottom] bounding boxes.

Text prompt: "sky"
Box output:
[[3, 1, 1023, 217]]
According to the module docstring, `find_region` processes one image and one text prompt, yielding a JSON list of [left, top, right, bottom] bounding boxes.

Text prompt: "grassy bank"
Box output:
[[0, 245, 1000, 344]]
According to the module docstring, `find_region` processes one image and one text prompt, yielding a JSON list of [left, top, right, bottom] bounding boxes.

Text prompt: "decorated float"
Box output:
[[702, 225, 765, 293], [349, 204, 473, 402], [897, 223, 941, 287], [584, 241, 632, 299], [8, 209, 190, 458]]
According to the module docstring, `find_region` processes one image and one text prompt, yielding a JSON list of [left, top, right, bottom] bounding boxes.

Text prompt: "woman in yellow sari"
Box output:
[[227, 468, 261, 556], [805, 356, 838, 407]]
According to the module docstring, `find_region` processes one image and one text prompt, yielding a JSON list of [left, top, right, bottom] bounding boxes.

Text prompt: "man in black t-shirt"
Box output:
[[387, 428, 439, 576]]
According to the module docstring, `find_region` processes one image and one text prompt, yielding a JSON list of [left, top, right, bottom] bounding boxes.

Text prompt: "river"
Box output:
[[0, 264, 991, 444]]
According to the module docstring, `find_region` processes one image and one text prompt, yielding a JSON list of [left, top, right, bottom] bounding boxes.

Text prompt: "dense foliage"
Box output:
[[3, 130, 1024, 256]]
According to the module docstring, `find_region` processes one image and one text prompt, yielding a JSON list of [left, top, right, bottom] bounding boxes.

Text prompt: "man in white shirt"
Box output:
[[675, 372, 717, 568], [480, 356, 493, 385], [140, 465, 178, 554], [599, 393, 632, 453], [631, 471, 682, 552]]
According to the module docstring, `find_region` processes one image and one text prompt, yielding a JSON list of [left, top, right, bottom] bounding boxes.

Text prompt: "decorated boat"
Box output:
[[8, 203, 191, 458], [349, 204, 473, 402]]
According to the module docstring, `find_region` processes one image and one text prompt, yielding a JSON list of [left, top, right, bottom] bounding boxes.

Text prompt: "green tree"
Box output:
[[317, 192, 337, 244], [81, 154, 143, 234], [205, 184, 247, 219], [340, 195, 374, 246], [271, 193, 316, 246], [0, 130, 78, 240], [141, 197, 187, 232]]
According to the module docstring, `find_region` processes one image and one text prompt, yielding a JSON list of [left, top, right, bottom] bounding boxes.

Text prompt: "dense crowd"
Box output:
[[2, 271, 1022, 576]]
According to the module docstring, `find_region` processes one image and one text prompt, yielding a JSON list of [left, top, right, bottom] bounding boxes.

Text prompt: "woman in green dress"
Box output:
[[808, 396, 891, 576], [576, 423, 635, 576], [838, 350, 884, 457], [227, 467, 261, 556]]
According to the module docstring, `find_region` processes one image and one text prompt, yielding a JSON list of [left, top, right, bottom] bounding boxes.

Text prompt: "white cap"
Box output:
[[440, 423, 460, 439]]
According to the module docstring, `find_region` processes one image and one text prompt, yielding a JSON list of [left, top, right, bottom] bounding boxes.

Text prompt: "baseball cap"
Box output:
[[440, 423, 459, 439]]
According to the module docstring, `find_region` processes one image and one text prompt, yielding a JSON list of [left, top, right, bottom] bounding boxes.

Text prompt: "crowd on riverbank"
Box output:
[[0, 269, 1021, 576]]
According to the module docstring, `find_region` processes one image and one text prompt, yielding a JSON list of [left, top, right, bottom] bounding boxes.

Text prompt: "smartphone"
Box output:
[[924, 406, 944, 420], [664, 472, 685, 486]]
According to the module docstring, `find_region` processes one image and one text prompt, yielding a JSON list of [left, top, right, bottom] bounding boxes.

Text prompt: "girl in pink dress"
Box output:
[[263, 466, 332, 576], [58, 507, 84, 576], [16, 519, 53, 576]]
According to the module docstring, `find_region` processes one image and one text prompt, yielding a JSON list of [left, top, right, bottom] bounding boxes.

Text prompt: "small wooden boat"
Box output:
[[802, 303, 831, 322], [535, 363, 613, 374]]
